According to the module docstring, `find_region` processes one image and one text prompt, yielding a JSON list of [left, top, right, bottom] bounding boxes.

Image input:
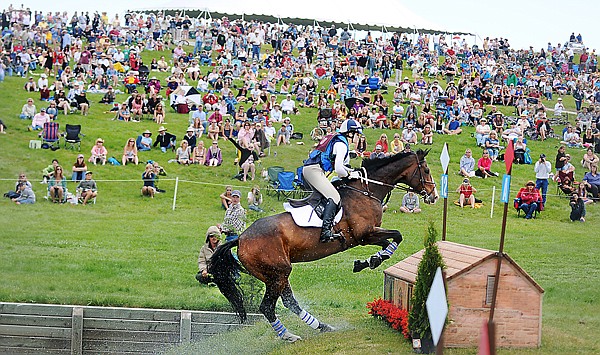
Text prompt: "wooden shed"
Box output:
[[383, 241, 544, 348]]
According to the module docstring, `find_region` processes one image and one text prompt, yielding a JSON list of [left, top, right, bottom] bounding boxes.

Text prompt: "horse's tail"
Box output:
[[208, 239, 247, 323]]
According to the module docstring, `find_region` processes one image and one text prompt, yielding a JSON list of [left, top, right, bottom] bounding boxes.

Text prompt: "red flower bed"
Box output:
[[367, 298, 410, 339]]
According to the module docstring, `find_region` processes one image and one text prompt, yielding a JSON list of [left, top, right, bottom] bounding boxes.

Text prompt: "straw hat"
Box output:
[[158, 126, 167, 132]]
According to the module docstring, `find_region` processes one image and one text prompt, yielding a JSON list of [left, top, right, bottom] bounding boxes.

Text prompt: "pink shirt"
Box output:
[[478, 157, 492, 170]]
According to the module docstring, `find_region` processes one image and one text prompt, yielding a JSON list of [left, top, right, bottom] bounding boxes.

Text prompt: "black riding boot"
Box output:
[[320, 198, 338, 243]]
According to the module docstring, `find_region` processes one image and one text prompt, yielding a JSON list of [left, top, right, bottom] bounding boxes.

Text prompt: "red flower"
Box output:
[[366, 298, 410, 339]]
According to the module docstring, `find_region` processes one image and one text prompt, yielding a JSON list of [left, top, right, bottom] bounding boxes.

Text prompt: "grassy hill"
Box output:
[[0, 48, 598, 354]]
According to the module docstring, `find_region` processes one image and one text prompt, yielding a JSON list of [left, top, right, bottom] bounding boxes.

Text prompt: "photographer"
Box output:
[[569, 193, 586, 222], [534, 153, 552, 204], [195, 226, 221, 286], [247, 185, 264, 212]]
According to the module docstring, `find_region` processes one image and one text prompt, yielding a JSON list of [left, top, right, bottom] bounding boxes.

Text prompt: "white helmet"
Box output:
[[339, 119, 363, 134]]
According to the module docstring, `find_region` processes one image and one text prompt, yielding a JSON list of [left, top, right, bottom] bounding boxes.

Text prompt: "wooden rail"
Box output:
[[0, 302, 262, 354]]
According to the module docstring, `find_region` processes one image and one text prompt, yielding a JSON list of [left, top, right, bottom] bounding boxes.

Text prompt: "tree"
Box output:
[[408, 222, 446, 342]]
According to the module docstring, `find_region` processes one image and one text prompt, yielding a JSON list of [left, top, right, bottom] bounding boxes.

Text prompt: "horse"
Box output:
[[208, 149, 437, 342]]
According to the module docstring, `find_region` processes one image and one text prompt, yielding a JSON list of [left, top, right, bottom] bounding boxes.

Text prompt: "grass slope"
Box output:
[[0, 47, 598, 354]]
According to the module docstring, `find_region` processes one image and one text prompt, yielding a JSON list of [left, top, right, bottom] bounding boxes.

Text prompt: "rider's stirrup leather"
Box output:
[[320, 198, 338, 243]]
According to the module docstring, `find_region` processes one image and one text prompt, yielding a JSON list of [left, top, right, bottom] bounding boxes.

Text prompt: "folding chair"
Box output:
[[41, 122, 60, 149], [265, 166, 284, 196], [514, 197, 543, 218], [276, 171, 296, 200], [63, 124, 83, 151]]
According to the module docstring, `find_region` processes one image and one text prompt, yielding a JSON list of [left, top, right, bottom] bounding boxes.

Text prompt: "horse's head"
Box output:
[[360, 149, 438, 204], [399, 149, 438, 204]]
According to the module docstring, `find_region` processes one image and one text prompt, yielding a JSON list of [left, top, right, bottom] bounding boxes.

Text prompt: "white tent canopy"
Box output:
[[133, 0, 442, 31]]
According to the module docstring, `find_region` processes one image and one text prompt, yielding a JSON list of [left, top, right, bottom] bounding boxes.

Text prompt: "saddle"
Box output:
[[283, 180, 344, 228]]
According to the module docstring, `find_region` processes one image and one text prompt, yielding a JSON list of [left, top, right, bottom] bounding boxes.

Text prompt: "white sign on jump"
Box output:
[[440, 143, 450, 173], [426, 267, 448, 346]]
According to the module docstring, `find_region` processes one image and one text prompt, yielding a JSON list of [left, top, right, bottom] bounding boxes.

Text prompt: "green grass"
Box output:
[[0, 47, 598, 354]]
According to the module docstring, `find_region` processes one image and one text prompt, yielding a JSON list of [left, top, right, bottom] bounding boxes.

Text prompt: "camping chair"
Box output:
[[41, 122, 60, 149], [514, 196, 543, 218], [265, 166, 284, 196], [275, 171, 296, 200], [63, 124, 83, 151], [367, 77, 381, 91], [294, 166, 311, 198]]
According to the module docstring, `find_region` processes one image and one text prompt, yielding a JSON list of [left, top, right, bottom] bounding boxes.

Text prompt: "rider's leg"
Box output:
[[281, 285, 334, 332], [302, 165, 341, 243], [320, 198, 339, 242]]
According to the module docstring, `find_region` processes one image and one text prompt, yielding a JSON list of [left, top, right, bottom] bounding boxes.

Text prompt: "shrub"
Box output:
[[408, 222, 446, 341], [367, 297, 410, 339]]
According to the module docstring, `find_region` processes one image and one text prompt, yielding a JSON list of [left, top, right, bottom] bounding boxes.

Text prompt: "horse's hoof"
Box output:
[[318, 323, 335, 333], [281, 331, 302, 342], [353, 260, 369, 273]]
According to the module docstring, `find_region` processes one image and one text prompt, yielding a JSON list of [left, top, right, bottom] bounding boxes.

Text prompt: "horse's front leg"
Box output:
[[353, 227, 403, 273]]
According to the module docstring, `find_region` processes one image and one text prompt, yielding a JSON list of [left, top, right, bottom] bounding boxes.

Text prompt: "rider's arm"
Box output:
[[332, 142, 351, 178]]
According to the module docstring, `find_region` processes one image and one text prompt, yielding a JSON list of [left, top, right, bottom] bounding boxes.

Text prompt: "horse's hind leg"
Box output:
[[259, 280, 302, 342], [281, 285, 335, 333]]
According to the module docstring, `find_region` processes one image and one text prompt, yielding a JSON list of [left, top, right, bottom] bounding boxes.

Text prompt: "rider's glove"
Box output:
[[348, 171, 361, 180]]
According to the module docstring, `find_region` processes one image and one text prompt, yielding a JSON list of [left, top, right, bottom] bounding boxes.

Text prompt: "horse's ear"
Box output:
[[417, 148, 430, 158]]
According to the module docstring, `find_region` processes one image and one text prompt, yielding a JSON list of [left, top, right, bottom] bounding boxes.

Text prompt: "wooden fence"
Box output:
[[0, 302, 262, 354]]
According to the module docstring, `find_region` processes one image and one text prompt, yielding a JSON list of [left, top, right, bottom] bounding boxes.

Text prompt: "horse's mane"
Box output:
[[360, 149, 428, 172]]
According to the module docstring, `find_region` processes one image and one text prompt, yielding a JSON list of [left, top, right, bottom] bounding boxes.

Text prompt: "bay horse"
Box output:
[[208, 149, 437, 342]]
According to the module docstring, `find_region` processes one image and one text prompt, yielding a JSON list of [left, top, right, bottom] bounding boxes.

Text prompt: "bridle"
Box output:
[[341, 152, 436, 204]]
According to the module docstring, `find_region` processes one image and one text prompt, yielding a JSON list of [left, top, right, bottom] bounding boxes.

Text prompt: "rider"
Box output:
[[303, 119, 362, 243]]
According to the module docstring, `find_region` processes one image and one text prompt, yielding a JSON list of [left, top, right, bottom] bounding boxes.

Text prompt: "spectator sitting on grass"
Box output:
[[77, 171, 97, 205], [12, 182, 36, 205], [399, 191, 421, 213]]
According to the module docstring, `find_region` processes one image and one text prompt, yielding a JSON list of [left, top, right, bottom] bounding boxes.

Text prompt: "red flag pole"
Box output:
[[486, 140, 514, 355]]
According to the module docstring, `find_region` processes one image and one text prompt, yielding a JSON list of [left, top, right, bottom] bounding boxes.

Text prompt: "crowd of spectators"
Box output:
[[1, 5, 599, 218]]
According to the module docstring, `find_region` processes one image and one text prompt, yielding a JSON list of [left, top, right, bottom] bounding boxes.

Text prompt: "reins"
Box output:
[[341, 153, 436, 205]]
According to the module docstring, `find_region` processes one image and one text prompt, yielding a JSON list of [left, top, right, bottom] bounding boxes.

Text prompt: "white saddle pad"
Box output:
[[283, 202, 343, 227]]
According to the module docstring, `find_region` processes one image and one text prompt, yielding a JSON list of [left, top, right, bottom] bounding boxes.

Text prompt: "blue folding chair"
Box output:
[[276, 171, 296, 200]]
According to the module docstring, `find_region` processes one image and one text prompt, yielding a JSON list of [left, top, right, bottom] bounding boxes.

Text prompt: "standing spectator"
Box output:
[[220, 190, 246, 242], [535, 154, 552, 204], [456, 178, 477, 208], [195, 225, 222, 285], [399, 191, 421, 213], [77, 171, 97, 205]]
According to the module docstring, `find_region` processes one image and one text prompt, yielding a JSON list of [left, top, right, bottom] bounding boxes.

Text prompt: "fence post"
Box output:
[[172, 177, 179, 211], [71, 307, 84, 355], [490, 185, 496, 218], [180, 311, 192, 343]]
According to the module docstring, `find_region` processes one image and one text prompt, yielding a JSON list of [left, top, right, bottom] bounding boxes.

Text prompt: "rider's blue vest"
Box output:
[[304, 133, 348, 172]]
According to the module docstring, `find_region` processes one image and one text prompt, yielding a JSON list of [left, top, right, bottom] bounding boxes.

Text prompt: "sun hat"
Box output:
[[526, 180, 535, 186], [143, 129, 152, 136], [158, 126, 167, 131], [186, 126, 194, 132], [206, 225, 221, 238], [96, 138, 104, 143]]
